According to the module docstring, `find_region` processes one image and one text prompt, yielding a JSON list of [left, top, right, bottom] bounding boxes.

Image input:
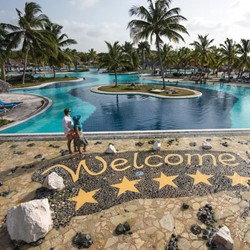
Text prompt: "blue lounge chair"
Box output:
[[0, 103, 16, 109], [0, 106, 10, 113], [0, 100, 23, 105]]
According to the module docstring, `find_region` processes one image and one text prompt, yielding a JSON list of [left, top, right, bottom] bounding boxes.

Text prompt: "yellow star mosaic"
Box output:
[[68, 188, 99, 211], [111, 176, 141, 196], [153, 172, 178, 189], [188, 170, 213, 186], [225, 172, 250, 187]]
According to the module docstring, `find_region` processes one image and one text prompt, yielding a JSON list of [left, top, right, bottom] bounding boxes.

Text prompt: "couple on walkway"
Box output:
[[62, 108, 88, 154]]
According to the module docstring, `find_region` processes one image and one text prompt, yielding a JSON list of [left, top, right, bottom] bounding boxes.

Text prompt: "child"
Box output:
[[72, 115, 88, 154]]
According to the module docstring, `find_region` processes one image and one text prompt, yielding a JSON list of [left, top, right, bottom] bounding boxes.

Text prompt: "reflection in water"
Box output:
[[70, 86, 238, 131]]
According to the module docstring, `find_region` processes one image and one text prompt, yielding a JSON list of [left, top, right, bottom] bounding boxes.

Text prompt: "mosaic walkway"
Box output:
[[0, 133, 250, 249]]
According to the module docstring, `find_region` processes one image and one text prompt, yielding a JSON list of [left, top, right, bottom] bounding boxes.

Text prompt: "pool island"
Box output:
[[91, 84, 202, 99]]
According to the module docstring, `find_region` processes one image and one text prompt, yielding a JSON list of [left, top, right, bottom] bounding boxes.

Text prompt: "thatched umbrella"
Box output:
[[0, 80, 12, 93]]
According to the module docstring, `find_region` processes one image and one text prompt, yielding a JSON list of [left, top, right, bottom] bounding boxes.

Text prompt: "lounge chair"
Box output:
[[0, 106, 10, 114], [0, 103, 16, 109], [0, 100, 23, 105]]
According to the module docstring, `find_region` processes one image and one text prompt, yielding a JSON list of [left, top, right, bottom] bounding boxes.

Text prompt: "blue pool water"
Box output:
[[1, 69, 250, 134]]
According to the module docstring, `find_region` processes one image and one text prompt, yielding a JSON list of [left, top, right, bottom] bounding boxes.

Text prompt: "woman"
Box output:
[[62, 108, 74, 154]]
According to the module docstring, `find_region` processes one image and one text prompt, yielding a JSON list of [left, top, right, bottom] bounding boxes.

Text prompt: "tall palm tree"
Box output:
[[6, 2, 55, 84], [0, 23, 19, 81], [0, 24, 10, 81], [45, 22, 77, 77], [219, 38, 237, 79], [128, 0, 188, 88], [236, 39, 250, 78], [100, 41, 127, 86], [190, 34, 214, 72]]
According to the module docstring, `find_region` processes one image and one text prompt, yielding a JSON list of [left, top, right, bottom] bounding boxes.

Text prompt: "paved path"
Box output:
[[0, 133, 250, 249], [0, 93, 50, 129]]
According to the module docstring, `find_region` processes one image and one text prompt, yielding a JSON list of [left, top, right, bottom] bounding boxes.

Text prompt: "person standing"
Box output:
[[62, 108, 73, 154], [72, 115, 88, 154]]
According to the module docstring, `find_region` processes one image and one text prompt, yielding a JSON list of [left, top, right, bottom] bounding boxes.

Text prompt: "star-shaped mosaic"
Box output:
[[225, 172, 250, 187], [68, 188, 99, 211], [111, 176, 141, 197], [188, 170, 213, 186], [153, 172, 178, 189]]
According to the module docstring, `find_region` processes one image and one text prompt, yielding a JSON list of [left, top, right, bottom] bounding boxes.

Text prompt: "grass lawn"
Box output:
[[0, 119, 13, 127], [9, 77, 78, 89], [98, 84, 196, 97]]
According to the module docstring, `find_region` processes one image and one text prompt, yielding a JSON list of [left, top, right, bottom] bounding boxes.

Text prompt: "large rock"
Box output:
[[43, 172, 65, 190], [7, 199, 53, 243], [153, 140, 161, 151], [202, 141, 212, 150], [212, 226, 234, 250], [105, 143, 117, 154]]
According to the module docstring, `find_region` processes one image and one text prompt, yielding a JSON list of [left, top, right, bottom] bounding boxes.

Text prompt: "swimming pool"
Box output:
[[1, 69, 250, 134]]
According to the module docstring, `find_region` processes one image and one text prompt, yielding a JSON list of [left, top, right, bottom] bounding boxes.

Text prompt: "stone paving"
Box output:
[[0, 133, 250, 249]]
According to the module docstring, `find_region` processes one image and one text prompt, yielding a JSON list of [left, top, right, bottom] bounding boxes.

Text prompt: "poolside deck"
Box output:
[[0, 130, 250, 249]]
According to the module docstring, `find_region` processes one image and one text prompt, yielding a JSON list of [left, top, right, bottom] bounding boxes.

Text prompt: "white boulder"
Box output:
[[43, 172, 65, 190], [212, 226, 234, 250], [153, 140, 161, 151], [105, 143, 117, 154], [202, 141, 212, 150], [7, 199, 53, 243]]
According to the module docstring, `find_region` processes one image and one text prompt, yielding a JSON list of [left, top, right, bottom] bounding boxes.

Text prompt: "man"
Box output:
[[62, 108, 73, 154]]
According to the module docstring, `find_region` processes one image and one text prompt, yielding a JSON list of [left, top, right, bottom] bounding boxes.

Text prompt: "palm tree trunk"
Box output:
[[114, 68, 118, 87], [53, 66, 56, 78], [156, 39, 165, 89], [22, 47, 30, 84], [0, 61, 6, 81]]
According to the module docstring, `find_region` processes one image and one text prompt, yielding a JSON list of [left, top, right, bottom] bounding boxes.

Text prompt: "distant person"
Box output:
[[83, 77, 85, 80], [72, 115, 88, 154], [62, 108, 74, 154]]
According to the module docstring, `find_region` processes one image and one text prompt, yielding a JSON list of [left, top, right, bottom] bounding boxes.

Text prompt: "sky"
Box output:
[[1, 0, 250, 53]]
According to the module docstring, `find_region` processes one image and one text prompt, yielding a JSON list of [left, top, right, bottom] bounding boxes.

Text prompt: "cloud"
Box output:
[[57, 19, 130, 52], [69, 0, 99, 9], [0, 10, 17, 24]]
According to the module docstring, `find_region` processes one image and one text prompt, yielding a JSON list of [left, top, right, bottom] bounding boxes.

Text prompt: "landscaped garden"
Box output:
[[97, 84, 197, 97]]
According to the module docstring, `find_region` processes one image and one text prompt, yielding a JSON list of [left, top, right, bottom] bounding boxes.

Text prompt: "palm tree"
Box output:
[[5, 2, 55, 84], [219, 38, 237, 79], [128, 0, 188, 89], [209, 46, 223, 76], [159, 43, 174, 74], [137, 41, 151, 69], [0, 23, 19, 81], [190, 34, 214, 72], [88, 48, 98, 65], [236, 39, 250, 78], [173, 47, 191, 75], [100, 41, 127, 86], [45, 22, 77, 77], [122, 42, 139, 71]]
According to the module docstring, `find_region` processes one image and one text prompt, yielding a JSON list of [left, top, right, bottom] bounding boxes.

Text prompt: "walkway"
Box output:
[[0, 131, 250, 249]]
